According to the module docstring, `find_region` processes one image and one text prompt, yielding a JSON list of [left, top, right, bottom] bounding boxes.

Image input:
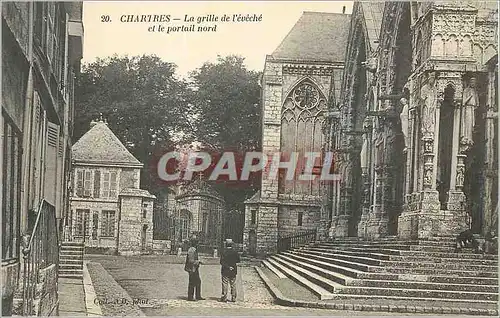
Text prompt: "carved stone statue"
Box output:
[[420, 72, 437, 135], [461, 76, 479, 146], [360, 133, 369, 170], [343, 154, 353, 188], [400, 97, 410, 151]]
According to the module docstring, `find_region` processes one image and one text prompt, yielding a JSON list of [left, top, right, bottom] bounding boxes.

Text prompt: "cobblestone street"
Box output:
[[83, 255, 493, 316]]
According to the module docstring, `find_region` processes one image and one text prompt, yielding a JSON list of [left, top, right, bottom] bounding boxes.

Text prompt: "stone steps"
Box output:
[[59, 241, 84, 279], [59, 263, 83, 270], [267, 254, 497, 303], [310, 245, 498, 260], [318, 243, 461, 253], [328, 239, 456, 249], [267, 257, 337, 299], [264, 239, 498, 305], [304, 247, 498, 265], [289, 250, 498, 278], [262, 260, 287, 279], [268, 258, 333, 300], [280, 252, 498, 295], [289, 252, 497, 285]]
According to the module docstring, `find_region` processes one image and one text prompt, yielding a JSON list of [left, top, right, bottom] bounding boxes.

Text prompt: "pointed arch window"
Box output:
[[280, 80, 327, 195]]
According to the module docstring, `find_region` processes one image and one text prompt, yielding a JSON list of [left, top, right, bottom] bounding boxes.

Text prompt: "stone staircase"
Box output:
[[59, 241, 84, 279], [262, 238, 498, 309]]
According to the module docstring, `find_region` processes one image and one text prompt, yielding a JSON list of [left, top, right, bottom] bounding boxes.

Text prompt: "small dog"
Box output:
[[455, 229, 485, 254]]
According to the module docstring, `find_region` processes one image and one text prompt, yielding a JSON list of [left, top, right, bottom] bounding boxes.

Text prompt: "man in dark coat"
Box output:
[[219, 239, 240, 302], [184, 237, 204, 301]]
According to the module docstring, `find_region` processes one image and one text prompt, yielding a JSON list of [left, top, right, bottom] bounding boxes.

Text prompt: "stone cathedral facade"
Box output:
[[244, 2, 498, 255]]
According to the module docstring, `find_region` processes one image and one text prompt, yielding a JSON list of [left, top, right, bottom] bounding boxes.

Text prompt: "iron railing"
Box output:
[[277, 229, 317, 253], [21, 199, 59, 315]]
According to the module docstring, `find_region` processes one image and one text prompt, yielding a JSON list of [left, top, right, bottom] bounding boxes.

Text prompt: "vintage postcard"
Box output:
[[2, 0, 498, 317]]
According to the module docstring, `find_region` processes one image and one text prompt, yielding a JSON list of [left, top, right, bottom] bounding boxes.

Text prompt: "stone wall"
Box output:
[[1, 262, 19, 316], [152, 239, 171, 254], [257, 205, 279, 254], [277, 205, 320, 236], [119, 168, 139, 190], [117, 196, 154, 255]]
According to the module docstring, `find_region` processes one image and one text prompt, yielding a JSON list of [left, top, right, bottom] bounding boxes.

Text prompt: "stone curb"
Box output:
[[83, 260, 103, 316], [254, 266, 498, 316], [86, 262, 147, 317]]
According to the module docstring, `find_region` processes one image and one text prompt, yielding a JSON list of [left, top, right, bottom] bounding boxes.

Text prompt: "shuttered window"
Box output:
[[83, 170, 92, 197], [102, 171, 118, 198], [93, 170, 101, 198], [76, 170, 84, 196], [75, 209, 90, 236]]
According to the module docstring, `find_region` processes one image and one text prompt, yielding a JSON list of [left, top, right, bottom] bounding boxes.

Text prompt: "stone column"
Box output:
[[254, 62, 282, 255], [442, 72, 473, 236], [482, 68, 498, 235], [398, 71, 441, 239], [356, 169, 371, 238], [357, 119, 372, 239], [329, 150, 349, 238], [368, 127, 384, 238], [445, 93, 468, 233]]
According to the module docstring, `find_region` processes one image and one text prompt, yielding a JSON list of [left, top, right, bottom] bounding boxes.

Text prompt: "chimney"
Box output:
[[90, 113, 107, 128], [342, 6, 346, 14]]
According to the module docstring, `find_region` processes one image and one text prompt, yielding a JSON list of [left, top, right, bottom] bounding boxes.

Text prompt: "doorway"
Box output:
[[141, 224, 148, 252], [248, 230, 257, 255]]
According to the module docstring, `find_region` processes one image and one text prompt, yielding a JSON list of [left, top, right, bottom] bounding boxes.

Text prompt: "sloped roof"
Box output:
[[244, 191, 260, 204], [72, 121, 142, 166], [120, 188, 156, 199], [271, 12, 351, 63], [360, 2, 385, 51]]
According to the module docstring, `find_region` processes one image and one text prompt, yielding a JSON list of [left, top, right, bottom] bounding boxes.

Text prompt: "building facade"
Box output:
[[333, 1, 498, 241], [245, 1, 498, 255], [244, 11, 351, 255], [69, 118, 155, 255], [2, 2, 83, 315]]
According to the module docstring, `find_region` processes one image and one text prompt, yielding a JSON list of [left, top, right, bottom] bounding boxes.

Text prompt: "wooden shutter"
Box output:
[[44, 122, 59, 206], [76, 170, 83, 196], [93, 170, 101, 198]]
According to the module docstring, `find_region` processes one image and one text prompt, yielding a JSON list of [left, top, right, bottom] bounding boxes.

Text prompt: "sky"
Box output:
[[82, 1, 353, 79]]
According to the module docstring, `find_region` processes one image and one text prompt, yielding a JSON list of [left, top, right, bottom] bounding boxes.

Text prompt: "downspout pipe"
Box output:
[[21, 2, 35, 235]]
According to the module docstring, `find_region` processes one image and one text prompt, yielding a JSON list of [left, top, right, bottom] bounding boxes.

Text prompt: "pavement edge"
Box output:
[[254, 265, 498, 316], [83, 260, 103, 316]]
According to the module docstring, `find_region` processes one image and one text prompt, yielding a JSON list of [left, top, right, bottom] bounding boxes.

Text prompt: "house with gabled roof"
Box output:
[[69, 117, 155, 255]]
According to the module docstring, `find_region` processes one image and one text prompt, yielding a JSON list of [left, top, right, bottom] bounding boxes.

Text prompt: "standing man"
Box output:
[[219, 239, 240, 302], [184, 237, 204, 301]]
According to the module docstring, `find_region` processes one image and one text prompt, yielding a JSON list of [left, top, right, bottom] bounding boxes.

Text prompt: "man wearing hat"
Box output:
[[184, 237, 204, 301], [219, 239, 240, 302]]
